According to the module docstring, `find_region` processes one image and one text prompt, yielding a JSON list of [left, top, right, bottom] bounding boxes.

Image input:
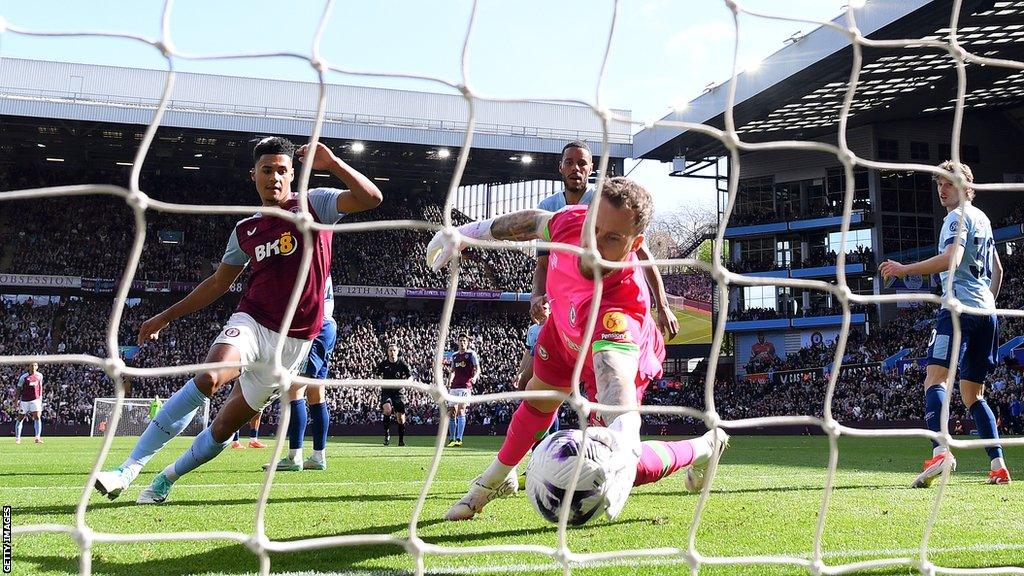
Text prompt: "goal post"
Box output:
[[90, 397, 210, 437]]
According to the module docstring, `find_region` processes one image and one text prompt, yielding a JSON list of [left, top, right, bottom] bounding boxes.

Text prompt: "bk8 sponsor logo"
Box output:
[[254, 232, 297, 262]]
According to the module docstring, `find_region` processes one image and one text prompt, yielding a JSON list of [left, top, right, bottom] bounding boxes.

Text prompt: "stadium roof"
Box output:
[[0, 58, 635, 189], [634, 0, 1024, 162], [0, 57, 632, 158]]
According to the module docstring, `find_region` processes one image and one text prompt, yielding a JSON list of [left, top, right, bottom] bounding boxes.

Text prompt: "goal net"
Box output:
[[6, 1, 1024, 575], [89, 398, 209, 438]]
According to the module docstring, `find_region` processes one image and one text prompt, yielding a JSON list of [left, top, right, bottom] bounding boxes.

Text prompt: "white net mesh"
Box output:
[[5, 0, 1024, 575], [89, 398, 209, 438]]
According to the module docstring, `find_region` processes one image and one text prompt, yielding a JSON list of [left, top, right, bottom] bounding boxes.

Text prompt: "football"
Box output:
[[525, 428, 617, 526]]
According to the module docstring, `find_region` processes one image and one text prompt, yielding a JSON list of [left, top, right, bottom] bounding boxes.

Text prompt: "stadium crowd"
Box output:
[[5, 286, 1023, 436], [4, 167, 1024, 437], [729, 247, 875, 275], [0, 295, 530, 432], [728, 301, 873, 322], [0, 170, 535, 292], [662, 271, 713, 302], [728, 197, 872, 227]]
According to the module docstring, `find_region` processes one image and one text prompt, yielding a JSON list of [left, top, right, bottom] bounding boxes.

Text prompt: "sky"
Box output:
[[0, 0, 853, 213]]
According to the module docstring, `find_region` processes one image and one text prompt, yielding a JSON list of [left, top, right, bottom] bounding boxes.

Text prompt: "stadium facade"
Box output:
[[0, 56, 629, 216], [634, 0, 1024, 378], [0, 56, 629, 303]]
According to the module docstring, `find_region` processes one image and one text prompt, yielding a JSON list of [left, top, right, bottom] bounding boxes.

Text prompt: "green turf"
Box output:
[[4, 435, 1023, 575], [667, 306, 712, 345]]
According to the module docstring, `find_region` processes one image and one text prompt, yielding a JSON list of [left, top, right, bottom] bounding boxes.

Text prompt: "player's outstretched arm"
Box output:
[[636, 242, 679, 340], [296, 142, 382, 214], [426, 209, 554, 271], [879, 244, 961, 280], [137, 262, 245, 345], [490, 209, 553, 241]]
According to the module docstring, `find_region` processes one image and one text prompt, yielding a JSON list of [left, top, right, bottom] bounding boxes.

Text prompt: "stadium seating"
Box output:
[[0, 170, 535, 291], [2, 170, 1023, 436]]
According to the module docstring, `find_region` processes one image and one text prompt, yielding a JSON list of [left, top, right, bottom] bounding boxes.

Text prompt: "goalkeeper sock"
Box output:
[[15, 419, 22, 440], [924, 384, 946, 449], [128, 379, 205, 468], [310, 401, 329, 452], [167, 426, 231, 481], [288, 399, 307, 450], [634, 440, 696, 487], [496, 401, 557, 469], [969, 398, 1003, 462], [33, 418, 41, 438]]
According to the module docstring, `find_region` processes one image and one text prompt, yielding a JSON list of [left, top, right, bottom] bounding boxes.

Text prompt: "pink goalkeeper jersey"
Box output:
[[543, 206, 663, 379]]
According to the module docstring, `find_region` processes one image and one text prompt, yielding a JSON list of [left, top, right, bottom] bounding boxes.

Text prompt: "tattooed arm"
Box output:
[[489, 209, 553, 242], [426, 209, 554, 271]]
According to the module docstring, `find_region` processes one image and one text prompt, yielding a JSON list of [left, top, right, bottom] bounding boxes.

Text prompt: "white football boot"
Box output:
[[445, 468, 519, 521], [684, 429, 731, 493], [94, 466, 133, 501]]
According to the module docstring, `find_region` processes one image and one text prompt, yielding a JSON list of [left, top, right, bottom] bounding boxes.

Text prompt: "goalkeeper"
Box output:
[[148, 397, 162, 422], [428, 177, 725, 521]]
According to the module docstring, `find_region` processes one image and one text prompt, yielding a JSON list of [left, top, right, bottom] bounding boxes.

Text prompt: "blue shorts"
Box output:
[[302, 318, 338, 379], [926, 309, 997, 383]]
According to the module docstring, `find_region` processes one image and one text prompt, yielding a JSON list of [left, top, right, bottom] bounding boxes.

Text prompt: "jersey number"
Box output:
[[969, 237, 994, 281]]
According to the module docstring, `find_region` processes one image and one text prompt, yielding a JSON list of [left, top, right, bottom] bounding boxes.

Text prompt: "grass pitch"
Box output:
[[666, 306, 712, 346], [4, 435, 1024, 575]]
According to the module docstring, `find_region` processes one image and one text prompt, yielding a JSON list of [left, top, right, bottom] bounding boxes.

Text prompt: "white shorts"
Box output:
[[450, 388, 471, 406], [213, 312, 313, 411], [19, 399, 42, 414]]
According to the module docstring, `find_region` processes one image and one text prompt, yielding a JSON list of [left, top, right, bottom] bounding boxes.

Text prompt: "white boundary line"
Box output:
[[0, 480, 470, 492], [207, 542, 1024, 576]]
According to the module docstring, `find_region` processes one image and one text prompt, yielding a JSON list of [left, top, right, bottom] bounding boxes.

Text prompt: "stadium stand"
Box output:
[[2, 170, 1023, 437], [5, 252, 1023, 434], [0, 170, 535, 291]]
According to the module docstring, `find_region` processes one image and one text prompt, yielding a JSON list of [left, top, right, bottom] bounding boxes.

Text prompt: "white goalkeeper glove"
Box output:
[[425, 219, 495, 272], [584, 426, 639, 520]]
